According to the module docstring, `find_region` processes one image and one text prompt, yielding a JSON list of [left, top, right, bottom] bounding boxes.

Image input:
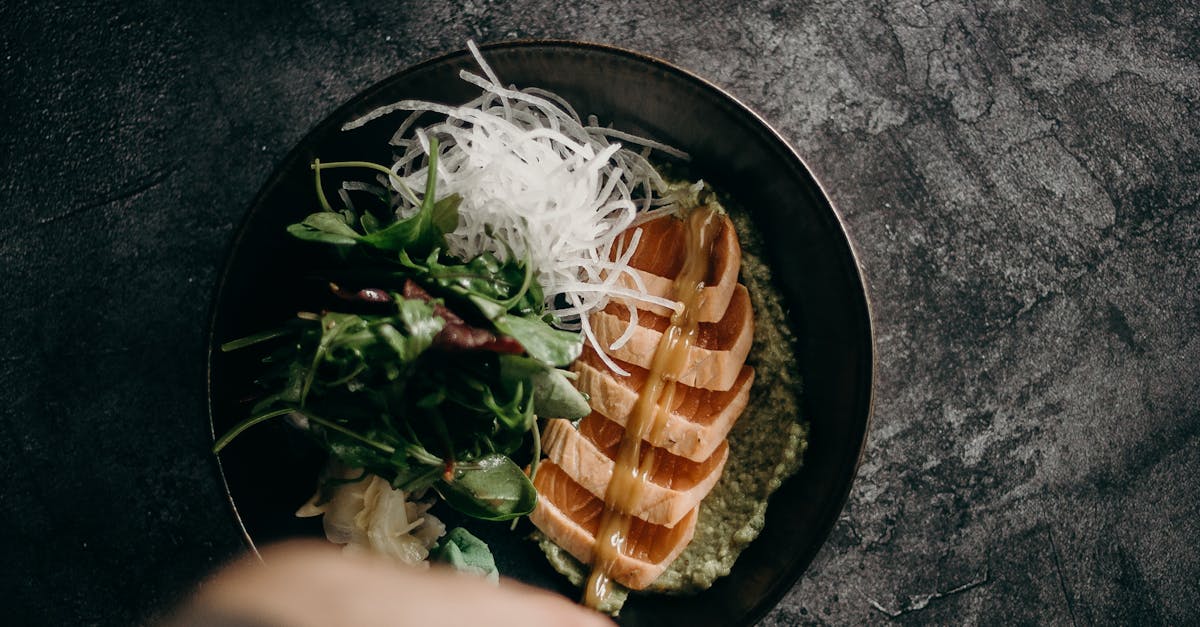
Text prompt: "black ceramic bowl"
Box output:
[[208, 40, 873, 626]]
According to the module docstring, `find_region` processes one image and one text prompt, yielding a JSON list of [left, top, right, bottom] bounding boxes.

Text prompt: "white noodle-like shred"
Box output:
[[340, 42, 689, 373]]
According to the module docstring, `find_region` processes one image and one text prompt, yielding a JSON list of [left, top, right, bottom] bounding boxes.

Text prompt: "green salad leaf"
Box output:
[[287, 212, 361, 245], [290, 136, 461, 257], [499, 355, 589, 420], [491, 314, 582, 367], [435, 454, 538, 522]]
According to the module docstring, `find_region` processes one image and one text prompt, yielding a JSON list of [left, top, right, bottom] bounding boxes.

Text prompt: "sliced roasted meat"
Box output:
[[611, 213, 742, 322], [541, 417, 729, 527], [570, 347, 754, 462], [589, 283, 754, 391], [530, 462, 698, 590]]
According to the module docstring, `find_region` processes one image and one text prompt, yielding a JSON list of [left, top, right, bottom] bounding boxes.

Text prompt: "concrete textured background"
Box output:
[[2, 1, 1196, 624]]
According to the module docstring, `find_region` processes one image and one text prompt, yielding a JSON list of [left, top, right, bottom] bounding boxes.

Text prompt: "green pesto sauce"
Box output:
[[534, 206, 808, 612]]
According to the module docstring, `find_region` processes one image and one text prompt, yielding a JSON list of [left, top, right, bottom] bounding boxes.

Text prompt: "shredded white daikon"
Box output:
[[341, 41, 689, 374]]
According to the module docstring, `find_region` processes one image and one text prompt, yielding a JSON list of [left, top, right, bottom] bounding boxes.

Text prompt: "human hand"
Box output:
[[167, 541, 614, 627]]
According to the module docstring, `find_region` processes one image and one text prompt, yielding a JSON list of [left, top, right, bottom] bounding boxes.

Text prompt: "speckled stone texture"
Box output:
[[2, 1, 1196, 624]]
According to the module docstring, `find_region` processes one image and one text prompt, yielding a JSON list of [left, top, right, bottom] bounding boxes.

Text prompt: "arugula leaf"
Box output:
[[287, 212, 361, 245], [499, 355, 589, 420], [357, 195, 458, 254], [528, 367, 588, 419], [431, 193, 462, 235], [467, 293, 508, 320], [401, 251, 527, 308], [211, 408, 294, 453], [391, 463, 442, 493], [327, 438, 395, 471], [431, 527, 499, 583], [219, 327, 296, 352], [436, 453, 537, 521], [450, 374, 532, 433], [357, 138, 456, 255], [377, 298, 444, 363], [292, 137, 459, 255], [360, 211, 382, 234], [300, 313, 359, 404], [492, 314, 582, 367]]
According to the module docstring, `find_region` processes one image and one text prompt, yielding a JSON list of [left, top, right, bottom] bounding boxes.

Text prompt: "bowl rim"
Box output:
[[205, 37, 876, 623]]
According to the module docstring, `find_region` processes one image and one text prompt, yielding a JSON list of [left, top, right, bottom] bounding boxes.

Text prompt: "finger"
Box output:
[[185, 541, 613, 627]]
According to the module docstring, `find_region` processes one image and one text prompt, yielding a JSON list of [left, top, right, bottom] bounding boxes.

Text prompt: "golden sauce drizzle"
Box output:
[[584, 206, 722, 608]]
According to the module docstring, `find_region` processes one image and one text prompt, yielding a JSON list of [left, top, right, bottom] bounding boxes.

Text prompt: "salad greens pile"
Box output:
[[215, 138, 589, 522]]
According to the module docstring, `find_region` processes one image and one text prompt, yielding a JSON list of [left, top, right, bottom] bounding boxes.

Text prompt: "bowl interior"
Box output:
[[208, 41, 873, 626]]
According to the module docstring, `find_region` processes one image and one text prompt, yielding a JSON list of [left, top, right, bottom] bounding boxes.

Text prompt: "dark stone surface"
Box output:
[[2, 1, 1196, 624]]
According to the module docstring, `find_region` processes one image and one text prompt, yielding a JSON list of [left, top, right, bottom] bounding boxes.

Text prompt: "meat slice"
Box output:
[[570, 348, 754, 462], [611, 214, 742, 322], [541, 417, 728, 527], [589, 283, 754, 391], [530, 462, 698, 590]]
